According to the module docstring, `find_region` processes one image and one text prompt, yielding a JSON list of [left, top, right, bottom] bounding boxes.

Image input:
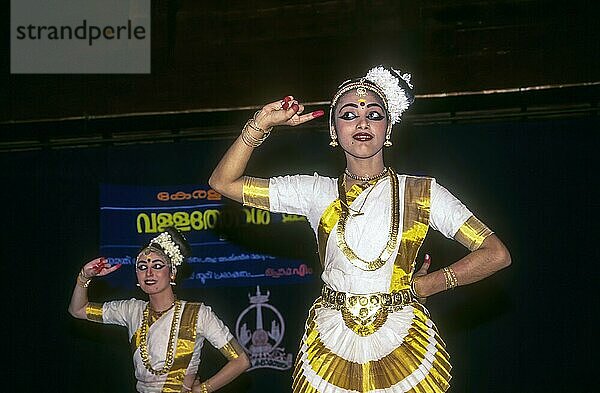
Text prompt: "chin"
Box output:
[[343, 146, 383, 160]]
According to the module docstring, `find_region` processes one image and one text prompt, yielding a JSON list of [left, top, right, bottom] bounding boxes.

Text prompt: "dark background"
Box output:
[[2, 1, 598, 392]]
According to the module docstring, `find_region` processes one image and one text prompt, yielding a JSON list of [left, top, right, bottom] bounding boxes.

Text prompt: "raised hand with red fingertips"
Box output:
[[253, 95, 324, 132], [82, 256, 122, 278]]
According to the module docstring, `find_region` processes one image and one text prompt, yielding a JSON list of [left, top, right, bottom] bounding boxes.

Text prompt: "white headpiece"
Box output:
[[149, 232, 184, 267], [365, 66, 414, 125]]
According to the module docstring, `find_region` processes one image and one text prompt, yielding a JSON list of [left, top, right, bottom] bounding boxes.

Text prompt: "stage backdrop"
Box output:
[[3, 116, 596, 392]]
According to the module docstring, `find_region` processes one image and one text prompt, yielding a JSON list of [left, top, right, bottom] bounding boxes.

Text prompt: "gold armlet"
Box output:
[[455, 216, 493, 251], [219, 339, 245, 360], [242, 176, 270, 209]]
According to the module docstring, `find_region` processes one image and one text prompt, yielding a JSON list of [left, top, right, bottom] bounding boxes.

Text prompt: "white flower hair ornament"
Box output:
[[148, 232, 184, 273], [365, 66, 415, 125]]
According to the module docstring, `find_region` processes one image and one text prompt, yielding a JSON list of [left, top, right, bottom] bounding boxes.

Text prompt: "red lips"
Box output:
[[352, 132, 373, 142]]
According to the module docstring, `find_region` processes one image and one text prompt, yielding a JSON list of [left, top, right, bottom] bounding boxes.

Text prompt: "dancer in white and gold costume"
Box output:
[[69, 227, 250, 393], [209, 66, 511, 392]]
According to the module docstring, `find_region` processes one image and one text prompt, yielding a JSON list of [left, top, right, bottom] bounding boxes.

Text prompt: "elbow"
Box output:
[[208, 173, 223, 195], [68, 307, 80, 319], [68, 304, 87, 320], [495, 242, 512, 270], [239, 352, 251, 371]]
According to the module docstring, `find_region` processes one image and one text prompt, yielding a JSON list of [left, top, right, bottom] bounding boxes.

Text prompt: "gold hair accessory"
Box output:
[[356, 86, 367, 97]]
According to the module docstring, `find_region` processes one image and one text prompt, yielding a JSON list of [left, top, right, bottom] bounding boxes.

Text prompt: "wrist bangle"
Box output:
[[80, 268, 91, 280], [252, 110, 273, 134], [199, 381, 213, 393], [442, 267, 458, 290], [241, 119, 271, 148], [410, 276, 425, 299], [77, 272, 91, 288]]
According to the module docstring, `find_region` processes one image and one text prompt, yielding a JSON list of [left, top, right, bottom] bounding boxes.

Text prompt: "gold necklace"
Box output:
[[139, 300, 182, 375], [336, 167, 399, 271], [344, 167, 388, 182]]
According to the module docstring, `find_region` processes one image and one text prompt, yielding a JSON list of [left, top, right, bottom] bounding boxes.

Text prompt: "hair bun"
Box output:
[[365, 65, 415, 124], [163, 227, 191, 258]]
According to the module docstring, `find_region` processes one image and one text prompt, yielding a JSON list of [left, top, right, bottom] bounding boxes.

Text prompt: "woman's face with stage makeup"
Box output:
[[333, 89, 388, 159], [135, 249, 173, 295]]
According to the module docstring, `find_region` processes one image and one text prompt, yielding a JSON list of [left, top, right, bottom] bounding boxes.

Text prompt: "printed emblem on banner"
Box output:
[[235, 286, 293, 371]]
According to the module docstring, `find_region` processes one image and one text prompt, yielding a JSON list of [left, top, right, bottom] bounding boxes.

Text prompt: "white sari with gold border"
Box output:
[[243, 172, 493, 393], [86, 299, 233, 393]]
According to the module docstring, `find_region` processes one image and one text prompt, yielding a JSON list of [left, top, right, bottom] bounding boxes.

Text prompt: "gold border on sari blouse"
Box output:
[[454, 215, 493, 251], [85, 302, 104, 323], [218, 339, 245, 360], [242, 176, 270, 210]]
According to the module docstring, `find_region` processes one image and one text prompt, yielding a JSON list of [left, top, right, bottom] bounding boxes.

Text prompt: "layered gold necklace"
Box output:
[[139, 300, 182, 375], [336, 167, 399, 271]]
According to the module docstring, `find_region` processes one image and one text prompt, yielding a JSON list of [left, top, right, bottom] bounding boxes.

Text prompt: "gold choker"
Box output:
[[344, 167, 388, 182]]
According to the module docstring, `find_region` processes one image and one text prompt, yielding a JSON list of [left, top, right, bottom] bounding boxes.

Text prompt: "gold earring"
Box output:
[[329, 125, 338, 147], [384, 126, 392, 147]]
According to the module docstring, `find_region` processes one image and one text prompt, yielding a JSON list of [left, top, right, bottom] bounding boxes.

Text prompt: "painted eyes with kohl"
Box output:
[[136, 260, 167, 271]]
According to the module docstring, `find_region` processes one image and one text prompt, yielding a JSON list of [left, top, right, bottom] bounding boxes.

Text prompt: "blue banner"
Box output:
[[99, 184, 315, 288]]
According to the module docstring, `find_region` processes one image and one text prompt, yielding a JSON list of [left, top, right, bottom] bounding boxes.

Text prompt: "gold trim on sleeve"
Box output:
[[454, 215, 494, 251], [85, 302, 104, 323], [242, 176, 270, 210], [219, 339, 245, 360]]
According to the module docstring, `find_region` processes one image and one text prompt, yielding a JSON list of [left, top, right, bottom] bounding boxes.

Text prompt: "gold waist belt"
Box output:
[[320, 286, 416, 336]]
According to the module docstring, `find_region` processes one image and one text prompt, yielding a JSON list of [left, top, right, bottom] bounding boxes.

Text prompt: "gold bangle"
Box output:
[[199, 381, 212, 393], [80, 268, 91, 280], [410, 276, 425, 299], [442, 267, 458, 290], [181, 383, 192, 392], [241, 119, 270, 148], [77, 273, 91, 288], [251, 110, 273, 134]]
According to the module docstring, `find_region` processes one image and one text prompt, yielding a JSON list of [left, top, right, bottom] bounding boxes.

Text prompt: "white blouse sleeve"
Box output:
[[269, 173, 325, 216], [429, 179, 474, 239], [86, 298, 140, 327], [196, 304, 234, 350]]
